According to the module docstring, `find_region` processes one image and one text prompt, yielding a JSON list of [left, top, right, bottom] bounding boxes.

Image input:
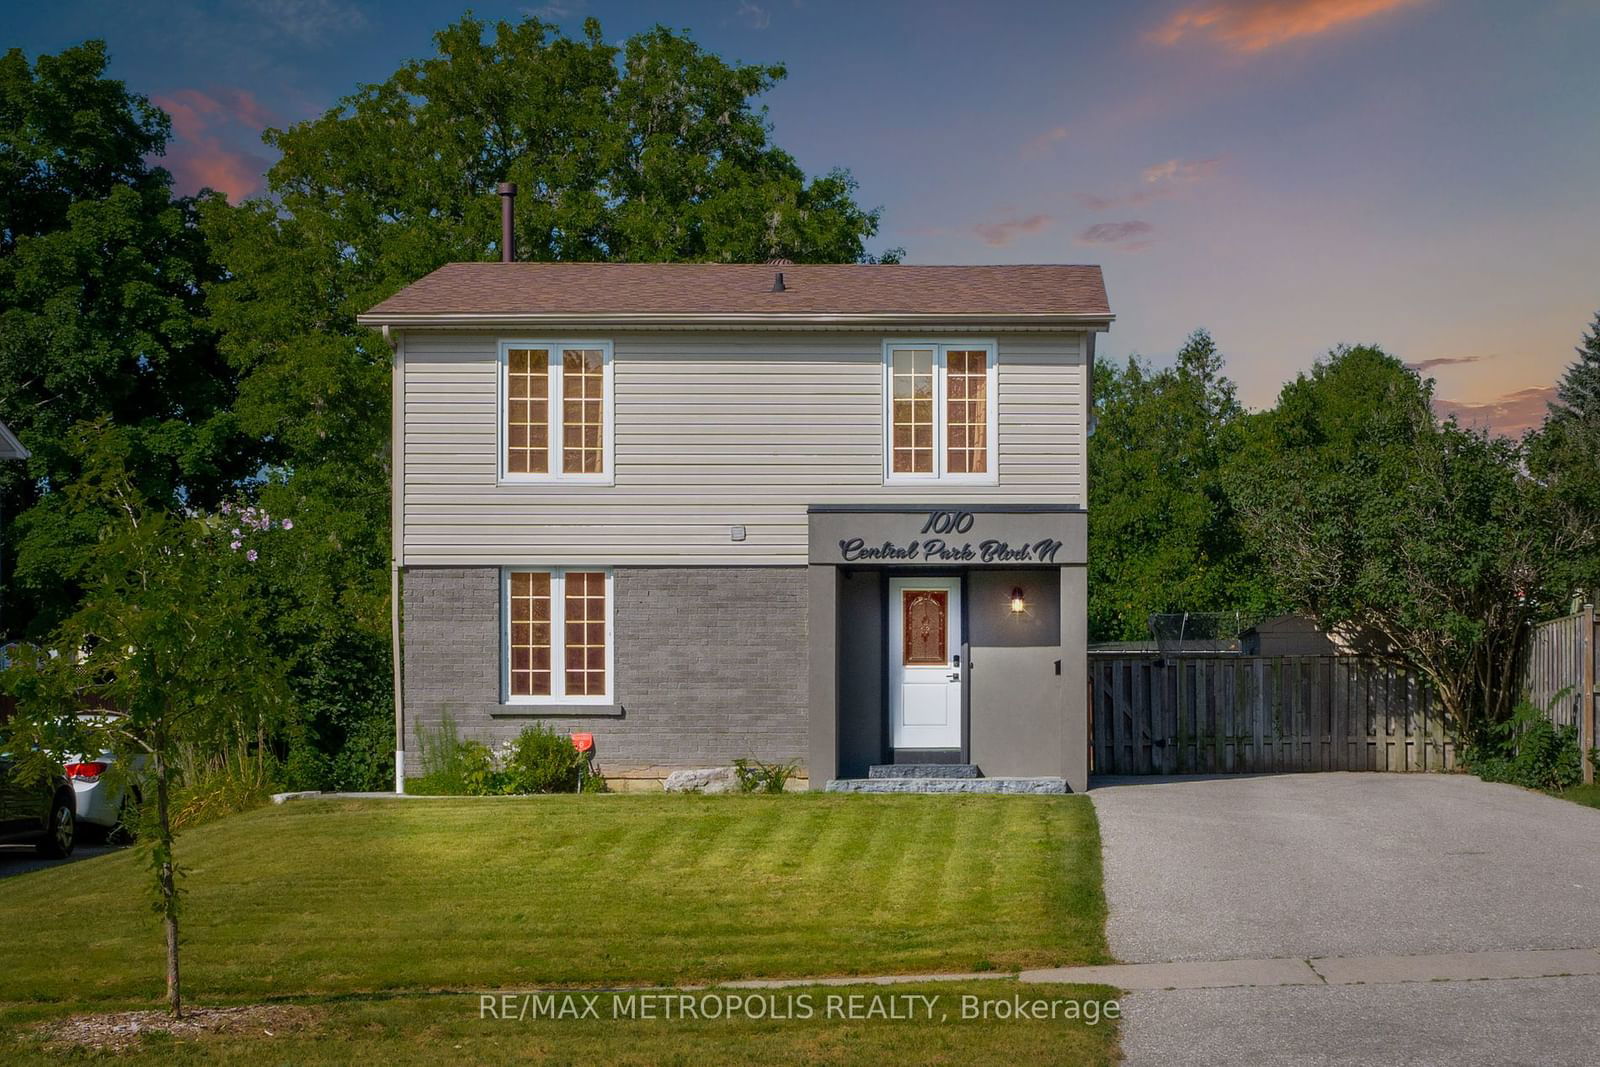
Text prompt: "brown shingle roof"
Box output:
[[358, 263, 1111, 324]]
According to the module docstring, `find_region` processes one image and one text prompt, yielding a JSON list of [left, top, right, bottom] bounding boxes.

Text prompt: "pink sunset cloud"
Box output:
[[1141, 157, 1222, 184], [1149, 0, 1427, 53], [1076, 220, 1155, 252], [1078, 158, 1222, 213], [1434, 386, 1555, 439], [1404, 354, 1492, 374], [152, 87, 279, 201], [972, 213, 1055, 247], [1021, 125, 1069, 157]]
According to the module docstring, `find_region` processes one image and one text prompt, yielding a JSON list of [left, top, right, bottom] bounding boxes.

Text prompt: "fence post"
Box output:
[[1585, 604, 1597, 786]]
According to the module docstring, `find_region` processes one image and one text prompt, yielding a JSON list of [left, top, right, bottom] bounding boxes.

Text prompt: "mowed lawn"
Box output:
[[1, 794, 1109, 1005], [1557, 784, 1600, 809], [1, 981, 1122, 1066]]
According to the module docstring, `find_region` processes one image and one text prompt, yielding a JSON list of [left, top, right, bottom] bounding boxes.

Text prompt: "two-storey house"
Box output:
[[360, 256, 1110, 792]]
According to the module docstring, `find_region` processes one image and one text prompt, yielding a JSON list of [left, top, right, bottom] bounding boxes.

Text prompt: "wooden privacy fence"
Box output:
[[1518, 605, 1598, 784], [1090, 655, 1455, 776]]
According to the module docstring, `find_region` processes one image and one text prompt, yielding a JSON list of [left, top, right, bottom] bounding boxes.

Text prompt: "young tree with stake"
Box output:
[[3, 427, 290, 1017]]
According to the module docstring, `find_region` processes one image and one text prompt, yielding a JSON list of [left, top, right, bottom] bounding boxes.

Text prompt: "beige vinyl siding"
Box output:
[[401, 331, 1087, 565]]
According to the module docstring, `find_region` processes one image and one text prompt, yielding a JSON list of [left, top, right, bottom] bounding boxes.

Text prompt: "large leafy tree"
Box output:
[[1230, 345, 1579, 732], [1088, 329, 1278, 640], [0, 42, 252, 635], [202, 15, 897, 787], [1527, 310, 1600, 604]]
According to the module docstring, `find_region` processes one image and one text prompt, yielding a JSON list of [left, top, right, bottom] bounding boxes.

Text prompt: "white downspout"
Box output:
[[385, 324, 407, 794]]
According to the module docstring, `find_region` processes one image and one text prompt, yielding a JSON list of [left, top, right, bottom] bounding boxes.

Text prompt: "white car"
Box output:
[[64, 715, 143, 836]]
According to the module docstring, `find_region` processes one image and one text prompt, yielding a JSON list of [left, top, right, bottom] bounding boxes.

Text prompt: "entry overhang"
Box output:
[[807, 505, 1087, 568]]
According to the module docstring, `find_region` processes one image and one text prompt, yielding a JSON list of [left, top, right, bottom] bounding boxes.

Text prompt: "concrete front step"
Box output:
[[826, 777, 1068, 795], [868, 763, 980, 779]]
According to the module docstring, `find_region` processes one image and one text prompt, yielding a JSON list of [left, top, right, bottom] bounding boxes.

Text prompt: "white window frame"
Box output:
[[881, 340, 1000, 485], [501, 566, 615, 705], [496, 339, 615, 485]]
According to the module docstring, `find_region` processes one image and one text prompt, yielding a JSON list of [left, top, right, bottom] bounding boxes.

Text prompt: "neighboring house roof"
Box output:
[[1241, 614, 1343, 656], [1088, 640, 1162, 654], [357, 263, 1112, 327], [0, 420, 28, 461]]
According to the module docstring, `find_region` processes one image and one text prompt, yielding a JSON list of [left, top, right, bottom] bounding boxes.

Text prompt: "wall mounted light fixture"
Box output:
[[1010, 587, 1026, 615]]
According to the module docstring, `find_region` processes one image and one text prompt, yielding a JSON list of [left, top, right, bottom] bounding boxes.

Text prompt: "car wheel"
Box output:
[[106, 796, 136, 845], [38, 794, 76, 858]]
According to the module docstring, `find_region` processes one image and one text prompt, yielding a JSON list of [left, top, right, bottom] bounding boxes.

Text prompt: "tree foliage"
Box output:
[[1088, 329, 1278, 640], [1527, 310, 1600, 603], [0, 43, 252, 634], [1228, 345, 1580, 732]]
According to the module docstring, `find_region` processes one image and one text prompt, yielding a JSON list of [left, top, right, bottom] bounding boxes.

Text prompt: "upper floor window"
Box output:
[[883, 341, 998, 484], [499, 340, 614, 484]]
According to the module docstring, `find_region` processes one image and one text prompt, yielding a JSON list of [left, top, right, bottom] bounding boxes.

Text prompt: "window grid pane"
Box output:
[[946, 349, 988, 474], [508, 571, 552, 696], [561, 349, 605, 474], [563, 571, 607, 696], [890, 349, 934, 474], [506, 349, 550, 474]]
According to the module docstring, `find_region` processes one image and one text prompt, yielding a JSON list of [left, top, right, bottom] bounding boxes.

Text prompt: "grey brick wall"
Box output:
[[401, 566, 809, 774]]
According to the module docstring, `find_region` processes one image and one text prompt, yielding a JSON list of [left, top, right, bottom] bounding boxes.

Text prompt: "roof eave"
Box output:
[[355, 311, 1115, 330]]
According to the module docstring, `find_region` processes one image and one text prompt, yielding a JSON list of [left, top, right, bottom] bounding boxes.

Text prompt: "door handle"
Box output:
[[947, 671, 961, 681]]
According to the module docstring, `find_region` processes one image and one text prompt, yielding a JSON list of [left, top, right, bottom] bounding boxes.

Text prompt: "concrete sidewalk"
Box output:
[[1021, 946, 1600, 990], [1120, 975, 1600, 1067]]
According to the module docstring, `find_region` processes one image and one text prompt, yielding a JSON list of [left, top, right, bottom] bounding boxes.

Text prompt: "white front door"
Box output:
[[888, 578, 962, 751]]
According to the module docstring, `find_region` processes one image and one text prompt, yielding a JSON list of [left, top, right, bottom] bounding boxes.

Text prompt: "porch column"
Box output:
[[807, 563, 839, 790]]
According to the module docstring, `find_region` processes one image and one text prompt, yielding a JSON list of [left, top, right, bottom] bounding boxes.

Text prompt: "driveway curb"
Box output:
[[1021, 947, 1600, 991]]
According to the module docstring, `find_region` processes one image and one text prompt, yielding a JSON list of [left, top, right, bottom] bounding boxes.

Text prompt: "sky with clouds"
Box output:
[[6, 0, 1597, 432]]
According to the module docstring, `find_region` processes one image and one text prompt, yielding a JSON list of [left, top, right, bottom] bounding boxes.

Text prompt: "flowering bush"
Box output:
[[217, 502, 293, 562]]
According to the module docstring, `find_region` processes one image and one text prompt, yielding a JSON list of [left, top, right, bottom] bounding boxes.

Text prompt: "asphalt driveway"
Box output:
[[1091, 773, 1600, 1066], [1093, 772, 1600, 962], [0, 840, 127, 879]]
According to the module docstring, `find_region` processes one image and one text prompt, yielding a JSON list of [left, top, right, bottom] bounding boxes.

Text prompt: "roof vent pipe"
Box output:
[[497, 182, 517, 262], [770, 271, 786, 292]]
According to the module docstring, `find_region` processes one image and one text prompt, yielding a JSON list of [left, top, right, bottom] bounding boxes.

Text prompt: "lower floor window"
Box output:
[[505, 567, 612, 702]]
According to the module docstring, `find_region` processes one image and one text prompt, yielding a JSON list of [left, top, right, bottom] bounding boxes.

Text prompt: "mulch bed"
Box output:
[[34, 1004, 316, 1053]]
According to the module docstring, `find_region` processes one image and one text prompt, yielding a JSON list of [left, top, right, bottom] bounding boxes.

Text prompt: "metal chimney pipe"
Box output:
[[497, 182, 517, 262]]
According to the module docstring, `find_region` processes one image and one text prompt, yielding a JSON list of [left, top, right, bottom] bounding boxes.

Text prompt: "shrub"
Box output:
[[1463, 700, 1583, 792], [734, 758, 799, 794], [327, 712, 397, 793], [411, 717, 592, 795], [411, 714, 501, 796], [503, 724, 588, 794]]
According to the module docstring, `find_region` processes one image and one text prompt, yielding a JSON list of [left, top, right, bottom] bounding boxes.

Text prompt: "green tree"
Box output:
[[3, 424, 290, 1017], [202, 14, 897, 787], [1230, 345, 1578, 732], [0, 42, 252, 636], [1088, 329, 1278, 640], [1527, 310, 1600, 604], [1550, 310, 1600, 424]]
